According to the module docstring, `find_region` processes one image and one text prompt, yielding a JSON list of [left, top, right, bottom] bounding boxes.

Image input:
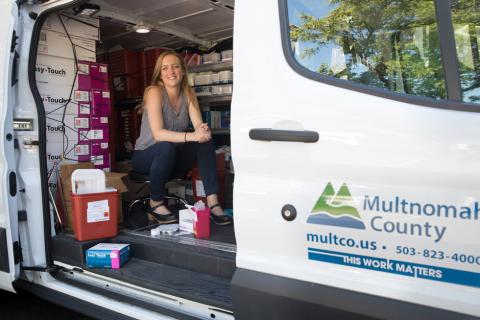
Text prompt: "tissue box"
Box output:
[[86, 243, 130, 269], [179, 208, 194, 233]]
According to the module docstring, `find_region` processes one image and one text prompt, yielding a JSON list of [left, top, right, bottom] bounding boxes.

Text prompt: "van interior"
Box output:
[[39, 0, 236, 313]]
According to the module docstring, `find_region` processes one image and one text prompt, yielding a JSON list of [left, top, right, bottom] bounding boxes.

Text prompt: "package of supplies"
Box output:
[[194, 86, 212, 96], [194, 72, 213, 86], [86, 243, 130, 269], [211, 72, 220, 84], [220, 84, 233, 95], [202, 52, 221, 64], [218, 70, 233, 84], [221, 50, 233, 61]]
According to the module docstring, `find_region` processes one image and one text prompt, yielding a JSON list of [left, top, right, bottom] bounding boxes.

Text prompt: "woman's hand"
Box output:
[[192, 123, 211, 143]]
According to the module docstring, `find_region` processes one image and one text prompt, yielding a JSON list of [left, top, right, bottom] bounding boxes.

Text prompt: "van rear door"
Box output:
[[232, 0, 480, 318], [0, 0, 22, 291]]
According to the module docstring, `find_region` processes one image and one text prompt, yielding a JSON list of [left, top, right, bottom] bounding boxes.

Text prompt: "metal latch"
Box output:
[[23, 137, 39, 148], [13, 119, 34, 131]]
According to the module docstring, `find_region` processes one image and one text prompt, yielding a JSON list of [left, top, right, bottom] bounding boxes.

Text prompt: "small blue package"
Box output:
[[86, 243, 130, 269]]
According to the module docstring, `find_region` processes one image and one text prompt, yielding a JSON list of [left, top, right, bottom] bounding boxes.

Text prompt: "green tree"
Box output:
[[289, 0, 447, 99]]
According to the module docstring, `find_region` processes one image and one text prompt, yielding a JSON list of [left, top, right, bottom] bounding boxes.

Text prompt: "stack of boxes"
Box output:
[[36, 14, 111, 196]]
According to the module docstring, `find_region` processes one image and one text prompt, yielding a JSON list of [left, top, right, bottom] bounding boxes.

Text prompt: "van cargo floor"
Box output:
[[87, 257, 232, 310], [51, 230, 236, 310]]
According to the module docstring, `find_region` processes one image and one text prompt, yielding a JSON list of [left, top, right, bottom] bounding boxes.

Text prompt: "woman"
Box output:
[[132, 50, 232, 226]]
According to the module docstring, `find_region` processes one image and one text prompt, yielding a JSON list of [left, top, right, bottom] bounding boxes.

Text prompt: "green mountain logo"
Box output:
[[307, 183, 365, 229]]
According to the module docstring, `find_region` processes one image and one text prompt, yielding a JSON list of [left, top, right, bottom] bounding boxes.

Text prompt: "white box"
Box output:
[[218, 70, 233, 84], [211, 73, 220, 84], [42, 14, 99, 41], [38, 29, 96, 62], [221, 50, 233, 61], [46, 114, 91, 142], [194, 72, 213, 86], [220, 84, 233, 95], [47, 141, 90, 164], [36, 54, 77, 86], [202, 52, 221, 64], [179, 208, 194, 233]]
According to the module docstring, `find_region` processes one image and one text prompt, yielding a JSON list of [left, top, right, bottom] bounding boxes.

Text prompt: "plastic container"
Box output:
[[202, 52, 221, 64], [71, 169, 105, 195], [71, 190, 119, 241], [218, 70, 233, 84], [221, 50, 233, 61], [193, 207, 210, 239], [194, 72, 213, 86]]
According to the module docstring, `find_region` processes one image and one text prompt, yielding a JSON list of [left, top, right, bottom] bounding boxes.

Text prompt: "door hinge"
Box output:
[[13, 241, 22, 264], [18, 210, 27, 222], [22, 137, 39, 148]]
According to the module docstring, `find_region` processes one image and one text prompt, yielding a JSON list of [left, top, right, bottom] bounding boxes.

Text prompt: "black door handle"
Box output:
[[249, 128, 319, 143]]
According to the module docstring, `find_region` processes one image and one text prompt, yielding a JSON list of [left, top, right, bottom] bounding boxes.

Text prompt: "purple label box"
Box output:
[[77, 61, 109, 91], [91, 90, 111, 116]]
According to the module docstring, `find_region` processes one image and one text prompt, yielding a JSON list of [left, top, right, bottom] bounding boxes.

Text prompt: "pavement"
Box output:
[[0, 288, 92, 320]]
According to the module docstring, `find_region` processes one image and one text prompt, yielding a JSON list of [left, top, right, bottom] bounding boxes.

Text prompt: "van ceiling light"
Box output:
[[133, 24, 152, 34], [74, 3, 100, 16]]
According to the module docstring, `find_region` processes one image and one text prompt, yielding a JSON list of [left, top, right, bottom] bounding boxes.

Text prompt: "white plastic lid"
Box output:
[[71, 169, 106, 195]]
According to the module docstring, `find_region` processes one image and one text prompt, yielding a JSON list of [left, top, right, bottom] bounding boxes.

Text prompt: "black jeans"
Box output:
[[132, 140, 218, 201]]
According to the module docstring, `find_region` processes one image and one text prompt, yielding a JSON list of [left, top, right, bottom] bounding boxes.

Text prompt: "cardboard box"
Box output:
[[36, 54, 77, 86], [91, 90, 111, 115], [38, 29, 96, 61], [46, 114, 90, 142], [86, 243, 130, 269], [59, 163, 127, 229], [114, 161, 133, 173], [77, 61, 109, 90], [42, 14, 100, 41]]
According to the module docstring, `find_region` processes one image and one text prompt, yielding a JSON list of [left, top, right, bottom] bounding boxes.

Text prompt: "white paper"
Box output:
[[87, 200, 109, 223], [195, 180, 206, 197], [179, 209, 194, 233]]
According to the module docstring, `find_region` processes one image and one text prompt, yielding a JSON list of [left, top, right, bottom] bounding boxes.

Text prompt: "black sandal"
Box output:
[[147, 202, 177, 224], [209, 204, 233, 226]]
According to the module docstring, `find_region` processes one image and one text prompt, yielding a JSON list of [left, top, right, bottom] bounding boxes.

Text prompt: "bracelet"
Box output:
[[184, 131, 187, 142]]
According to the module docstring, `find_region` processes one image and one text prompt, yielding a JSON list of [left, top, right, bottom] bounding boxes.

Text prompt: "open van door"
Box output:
[[232, 0, 480, 319], [0, 1, 22, 291]]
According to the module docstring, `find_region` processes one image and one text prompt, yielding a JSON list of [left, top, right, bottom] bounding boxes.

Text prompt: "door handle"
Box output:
[[249, 128, 319, 143]]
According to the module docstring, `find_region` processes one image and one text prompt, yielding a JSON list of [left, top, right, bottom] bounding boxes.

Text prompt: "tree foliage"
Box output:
[[289, 0, 480, 101]]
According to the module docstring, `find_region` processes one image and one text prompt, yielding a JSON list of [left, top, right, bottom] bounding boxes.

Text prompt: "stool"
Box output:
[[128, 170, 150, 194]]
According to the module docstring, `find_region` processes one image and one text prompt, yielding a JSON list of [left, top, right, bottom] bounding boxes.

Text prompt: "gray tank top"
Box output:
[[134, 89, 189, 150]]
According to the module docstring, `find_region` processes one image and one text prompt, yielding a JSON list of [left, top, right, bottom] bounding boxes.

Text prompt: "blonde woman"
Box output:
[[132, 50, 232, 225]]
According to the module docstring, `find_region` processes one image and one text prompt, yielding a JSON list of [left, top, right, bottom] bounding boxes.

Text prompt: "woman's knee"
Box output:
[[197, 140, 215, 152], [151, 141, 176, 156]]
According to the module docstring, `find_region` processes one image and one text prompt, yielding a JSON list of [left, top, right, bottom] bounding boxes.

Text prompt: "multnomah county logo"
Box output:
[[307, 182, 366, 229]]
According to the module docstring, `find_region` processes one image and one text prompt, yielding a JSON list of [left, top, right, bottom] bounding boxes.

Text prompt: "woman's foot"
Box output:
[[147, 200, 177, 224], [207, 194, 232, 225]]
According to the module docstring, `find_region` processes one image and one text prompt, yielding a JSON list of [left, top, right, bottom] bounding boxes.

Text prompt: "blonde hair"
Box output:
[[138, 50, 199, 113]]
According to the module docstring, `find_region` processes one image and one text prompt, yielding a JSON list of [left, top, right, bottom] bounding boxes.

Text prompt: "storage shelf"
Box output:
[[188, 60, 233, 73], [211, 128, 230, 135], [197, 94, 232, 105]]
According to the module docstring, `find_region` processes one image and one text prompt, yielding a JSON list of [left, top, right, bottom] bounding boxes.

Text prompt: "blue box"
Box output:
[[86, 243, 130, 269]]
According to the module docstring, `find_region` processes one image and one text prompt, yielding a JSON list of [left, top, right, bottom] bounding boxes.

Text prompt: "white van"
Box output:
[[0, 0, 479, 319]]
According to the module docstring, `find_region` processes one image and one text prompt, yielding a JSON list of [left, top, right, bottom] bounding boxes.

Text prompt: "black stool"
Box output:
[[128, 170, 150, 194]]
